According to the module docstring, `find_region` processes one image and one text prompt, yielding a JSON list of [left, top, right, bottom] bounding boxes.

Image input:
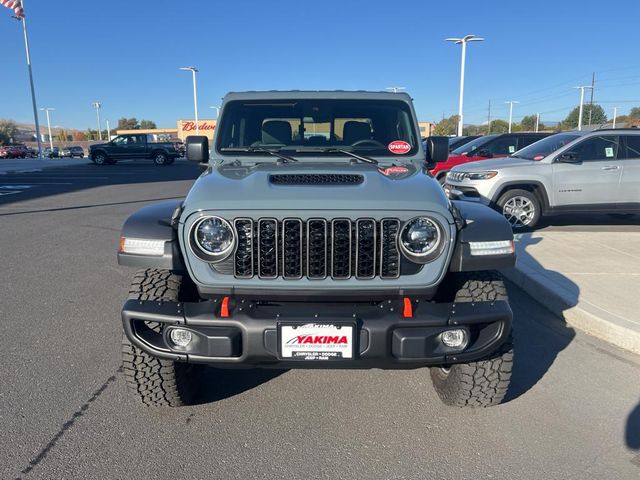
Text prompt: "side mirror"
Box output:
[[425, 136, 449, 168], [186, 135, 209, 163], [557, 151, 581, 164], [475, 148, 493, 158]]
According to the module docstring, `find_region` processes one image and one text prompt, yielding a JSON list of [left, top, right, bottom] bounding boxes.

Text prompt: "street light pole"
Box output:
[[106, 119, 111, 141], [92, 101, 102, 140], [612, 107, 618, 129], [446, 34, 484, 137], [573, 86, 593, 131], [180, 67, 199, 134], [40, 107, 55, 150], [209, 105, 220, 117], [535, 112, 540, 132], [505, 101, 519, 133]]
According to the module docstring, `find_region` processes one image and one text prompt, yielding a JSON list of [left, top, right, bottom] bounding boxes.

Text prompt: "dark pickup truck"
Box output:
[[89, 134, 182, 165]]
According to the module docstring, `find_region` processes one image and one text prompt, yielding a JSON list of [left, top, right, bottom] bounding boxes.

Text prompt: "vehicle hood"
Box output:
[[451, 157, 535, 172], [181, 161, 451, 216], [89, 142, 109, 149]]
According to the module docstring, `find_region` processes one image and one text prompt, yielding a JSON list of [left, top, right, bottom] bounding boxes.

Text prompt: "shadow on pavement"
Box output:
[[627, 402, 640, 449], [195, 367, 288, 404], [0, 160, 201, 209], [503, 233, 577, 403]]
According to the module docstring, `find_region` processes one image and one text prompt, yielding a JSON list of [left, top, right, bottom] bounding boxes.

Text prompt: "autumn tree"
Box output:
[[0, 119, 19, 144], [73, 131, 87, 141], [139, 120, 157, 129], [433, 115, 459, 136], [117, 118, 140, 130]]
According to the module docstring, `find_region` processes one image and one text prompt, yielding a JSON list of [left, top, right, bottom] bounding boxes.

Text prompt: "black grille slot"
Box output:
[[234, 219, 254, 278], [307, 219, 327, 278], [356, 219, 376, 279], [282, 219, 303, 279], [258, 219, 278, 278], [269, 174, 364, 185], [331, 219, 352, 279], [380, 219, 400, 278]]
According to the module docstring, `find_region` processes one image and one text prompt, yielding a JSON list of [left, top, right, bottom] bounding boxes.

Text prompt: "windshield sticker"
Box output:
[[605, 147, 614, 158], [379, 166, 409, 176], [508, 145, 516, 153], [388, 140, 411, 155]]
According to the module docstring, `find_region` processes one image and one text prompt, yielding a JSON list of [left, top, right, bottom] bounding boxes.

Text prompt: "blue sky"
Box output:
[[2, 0, 640, 130]]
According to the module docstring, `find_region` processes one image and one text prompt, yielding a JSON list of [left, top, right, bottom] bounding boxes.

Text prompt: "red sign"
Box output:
[[388, 140, 411, 154], [181, 121, 216, 132]]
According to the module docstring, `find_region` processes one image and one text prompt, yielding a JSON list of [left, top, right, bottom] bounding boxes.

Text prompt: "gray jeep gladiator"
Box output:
[[118, 91, 516, 408]]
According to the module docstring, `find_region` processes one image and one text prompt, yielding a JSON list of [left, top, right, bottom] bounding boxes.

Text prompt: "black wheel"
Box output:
[[153, 151, 168, 165], [430, 271, 513, 408], [122, 269, 202, 407], [496, 188, 541, 230], [92, 151, 108, 165]]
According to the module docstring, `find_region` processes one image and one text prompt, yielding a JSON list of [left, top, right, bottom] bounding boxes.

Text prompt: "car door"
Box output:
[[551, 135, 622, 206], [620, 135, 640, 205], [476, 135, 518, 161], [109, 136, 128, 158]]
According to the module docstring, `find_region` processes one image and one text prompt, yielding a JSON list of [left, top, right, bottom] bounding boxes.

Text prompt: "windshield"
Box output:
[[512, 133, 581, 161], [451, 135, 497, 155], [216, 99, 420, 157]]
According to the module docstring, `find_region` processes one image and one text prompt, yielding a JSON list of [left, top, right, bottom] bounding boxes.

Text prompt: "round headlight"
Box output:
[[399, 217, 443, 263], [191, 216, 235, 261]]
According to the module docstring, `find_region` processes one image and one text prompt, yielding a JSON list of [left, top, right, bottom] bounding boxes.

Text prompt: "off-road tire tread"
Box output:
[[430, 271, 513, 407], [121, 268, 198, 407]]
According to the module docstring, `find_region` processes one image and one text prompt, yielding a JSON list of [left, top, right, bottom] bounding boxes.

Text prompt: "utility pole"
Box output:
[[92, 101, 102, 140], [573, 86, 593, 131], [180, 67, 200, 134], [446, 35, 484, 136], [612, 107, 618, 128], [487, 100, 491, 134], [106, 119, 111, 140], [505, 101, 519, 133], [40, 107, 55, 150], [535, 113, 540, 132], [587, 72, 595, 127]]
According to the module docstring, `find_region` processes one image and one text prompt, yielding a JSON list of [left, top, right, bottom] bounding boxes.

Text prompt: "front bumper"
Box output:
[[122, 296, 512, 369]]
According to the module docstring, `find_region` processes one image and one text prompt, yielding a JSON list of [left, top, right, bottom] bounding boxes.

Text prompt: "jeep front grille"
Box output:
[[230, 218, 402, 280]]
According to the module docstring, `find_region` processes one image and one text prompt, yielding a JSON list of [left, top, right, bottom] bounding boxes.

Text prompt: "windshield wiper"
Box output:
[[220, 147, 298, 163], [287, 147, 378, 165]]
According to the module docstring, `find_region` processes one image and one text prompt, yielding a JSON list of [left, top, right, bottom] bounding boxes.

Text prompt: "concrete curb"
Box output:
[[503, 265, 640, 355], [0, 158, 91, 175]]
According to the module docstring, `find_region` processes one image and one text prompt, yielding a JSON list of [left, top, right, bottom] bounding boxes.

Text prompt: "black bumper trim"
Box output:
[[121, 297, 512, 369]]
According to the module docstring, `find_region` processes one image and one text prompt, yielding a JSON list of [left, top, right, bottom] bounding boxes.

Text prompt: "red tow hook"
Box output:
[[403, 297, 413, 318], [220, 296, 230, 318]]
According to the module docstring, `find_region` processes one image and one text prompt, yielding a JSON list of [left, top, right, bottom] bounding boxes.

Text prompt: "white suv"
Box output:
[[444, 129, 640, 229]]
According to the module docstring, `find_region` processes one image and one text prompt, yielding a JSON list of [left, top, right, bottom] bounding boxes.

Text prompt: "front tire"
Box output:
[[153, 151, 168, 165], [496, 188, 541, 230], [121, 269, 202, 407], [430, 271, 513, 407]]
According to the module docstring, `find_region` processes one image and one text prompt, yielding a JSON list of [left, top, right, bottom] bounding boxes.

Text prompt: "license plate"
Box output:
[[279, 323, 354, 361]]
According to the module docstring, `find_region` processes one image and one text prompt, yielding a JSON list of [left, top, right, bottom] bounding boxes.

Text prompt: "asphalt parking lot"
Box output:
[[1, 159, 639, 479]]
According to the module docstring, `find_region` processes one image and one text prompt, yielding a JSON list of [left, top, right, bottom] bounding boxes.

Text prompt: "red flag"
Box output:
[[1, 0, 24, 19]]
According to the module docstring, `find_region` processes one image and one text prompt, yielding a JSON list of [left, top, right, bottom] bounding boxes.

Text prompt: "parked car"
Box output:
[[172, 140, 186, 157], [444, 129, 640, 229], [68, 146, 85, 158], [448, 135, 481, 152], [25, 146, 39, 157], [89, 134, 182, 165], [430, 132, 551, 184], [117, 90, 517, 409], [59, 147, 73, 158], [0, 145, 11, 159], [1, 144, 29, 158], [44, 147, 60, 158]]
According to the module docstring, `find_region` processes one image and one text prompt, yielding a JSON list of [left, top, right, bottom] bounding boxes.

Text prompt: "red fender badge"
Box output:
[[388, 140, 411, 155]]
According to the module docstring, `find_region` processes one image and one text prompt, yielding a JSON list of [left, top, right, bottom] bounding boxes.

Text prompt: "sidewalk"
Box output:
[[0, 157, 91, 174], [502, 230, 640, 354]]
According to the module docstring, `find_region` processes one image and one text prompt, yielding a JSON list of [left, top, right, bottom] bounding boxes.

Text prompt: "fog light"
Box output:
[[169, 328, 193, 347], [441, 329, 468, 349]]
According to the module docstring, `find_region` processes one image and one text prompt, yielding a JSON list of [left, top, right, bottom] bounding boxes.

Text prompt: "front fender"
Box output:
[[117, 200, 185, 271], [448, 201, 515, 272]]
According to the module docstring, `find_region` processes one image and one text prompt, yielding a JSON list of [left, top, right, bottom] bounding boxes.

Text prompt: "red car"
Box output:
[[429, 132, 550, 184]]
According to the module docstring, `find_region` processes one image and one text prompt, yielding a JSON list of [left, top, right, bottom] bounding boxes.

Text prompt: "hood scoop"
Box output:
[[269, 173, 364, 186]]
